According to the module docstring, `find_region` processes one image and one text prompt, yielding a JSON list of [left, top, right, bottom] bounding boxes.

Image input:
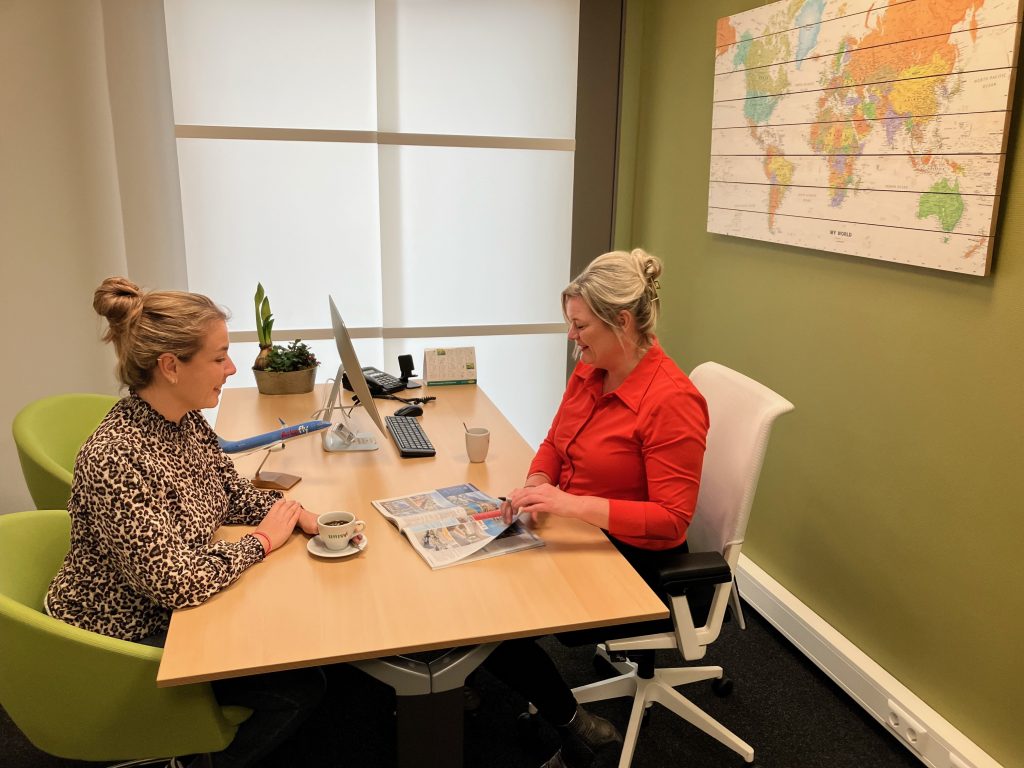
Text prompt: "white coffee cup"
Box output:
[[317, 511, 366, 551], [465, 427, 490, 463]]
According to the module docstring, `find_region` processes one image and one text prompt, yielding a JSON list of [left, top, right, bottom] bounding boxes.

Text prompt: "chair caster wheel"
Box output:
[[712, 676, 734, 696]]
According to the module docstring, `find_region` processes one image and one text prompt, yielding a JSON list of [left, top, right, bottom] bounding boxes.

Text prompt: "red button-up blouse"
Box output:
[[528, 341, 709, 551]]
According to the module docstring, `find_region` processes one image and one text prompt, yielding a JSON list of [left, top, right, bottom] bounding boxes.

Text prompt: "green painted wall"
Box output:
[[617, 2, 1024, 765]]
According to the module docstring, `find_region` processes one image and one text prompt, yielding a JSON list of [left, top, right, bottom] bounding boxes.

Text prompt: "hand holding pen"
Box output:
[[498, 496, 519, 525]]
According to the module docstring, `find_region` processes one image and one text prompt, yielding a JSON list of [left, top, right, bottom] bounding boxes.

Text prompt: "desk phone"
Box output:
[[343, 366, 405, 396]]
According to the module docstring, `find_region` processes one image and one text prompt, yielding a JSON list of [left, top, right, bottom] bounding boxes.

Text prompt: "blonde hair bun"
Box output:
[[93, 277, 145, 344], [634, 249, 663, 284]]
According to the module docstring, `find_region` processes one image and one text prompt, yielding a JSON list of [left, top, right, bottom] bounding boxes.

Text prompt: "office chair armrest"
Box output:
[[658, 551, 731, 596]]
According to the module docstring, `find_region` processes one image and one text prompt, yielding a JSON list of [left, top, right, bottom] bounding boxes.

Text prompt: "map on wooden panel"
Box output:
[[708, 0, 1023, 276]]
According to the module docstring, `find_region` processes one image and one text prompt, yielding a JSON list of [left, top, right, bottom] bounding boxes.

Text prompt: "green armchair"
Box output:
[[0, 509, 248, 764], [12, 393, 118, 509]]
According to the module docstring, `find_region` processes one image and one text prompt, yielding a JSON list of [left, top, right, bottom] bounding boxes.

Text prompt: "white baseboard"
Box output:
[[735, 555, 1002, 768]]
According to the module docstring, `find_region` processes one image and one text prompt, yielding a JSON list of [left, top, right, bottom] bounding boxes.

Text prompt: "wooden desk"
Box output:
[[157, 385, 668, 765]]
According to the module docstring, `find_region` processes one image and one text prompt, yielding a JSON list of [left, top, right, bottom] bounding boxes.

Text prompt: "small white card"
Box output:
[[423, 347, 477, 385]]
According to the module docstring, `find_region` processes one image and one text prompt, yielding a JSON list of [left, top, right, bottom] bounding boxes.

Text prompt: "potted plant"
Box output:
[[252, 283, 320, 395]]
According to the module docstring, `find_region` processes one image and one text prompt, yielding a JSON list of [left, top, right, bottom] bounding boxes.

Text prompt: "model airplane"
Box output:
[[217, 419, 332, 455]]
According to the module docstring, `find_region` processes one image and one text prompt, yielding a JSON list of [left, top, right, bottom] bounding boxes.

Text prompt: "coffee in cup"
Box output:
[[317, 511, 366, 551]]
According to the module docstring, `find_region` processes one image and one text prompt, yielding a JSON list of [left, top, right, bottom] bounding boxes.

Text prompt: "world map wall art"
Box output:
[[708, 0, 1024, 276]]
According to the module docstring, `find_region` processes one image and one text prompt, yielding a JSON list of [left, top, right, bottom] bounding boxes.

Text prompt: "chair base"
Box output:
[[730, 576, 747, 630], [572, 653, 754, 767]]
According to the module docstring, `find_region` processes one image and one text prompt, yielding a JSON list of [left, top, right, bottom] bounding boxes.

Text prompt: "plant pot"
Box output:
[[253, 367, 317, 396]]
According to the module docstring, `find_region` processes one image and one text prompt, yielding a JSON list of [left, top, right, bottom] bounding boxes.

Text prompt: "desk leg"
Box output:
[[352, 656, 434, 767], [395, 687, 464, 768], [353, 645, 498, 768]]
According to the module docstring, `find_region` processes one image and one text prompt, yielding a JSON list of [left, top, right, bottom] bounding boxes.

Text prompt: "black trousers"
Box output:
[[209, 667, 326, 768], [482, 535, 688, 726], [138, 631, 326, 767]]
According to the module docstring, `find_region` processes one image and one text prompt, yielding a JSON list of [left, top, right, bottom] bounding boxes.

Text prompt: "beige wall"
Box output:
[[0, 0, 183, 513], [1, 0, 125, 513], [619, 2, 1024, 765]]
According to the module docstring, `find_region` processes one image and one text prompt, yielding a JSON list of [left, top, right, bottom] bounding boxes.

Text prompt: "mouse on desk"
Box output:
[[394, 404, 423, 418]]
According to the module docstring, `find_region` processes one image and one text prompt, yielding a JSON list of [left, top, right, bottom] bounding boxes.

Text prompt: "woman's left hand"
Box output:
[[509, 483, 580, 522], [509, 484, 610, 530], [295, 505, 319, 535]]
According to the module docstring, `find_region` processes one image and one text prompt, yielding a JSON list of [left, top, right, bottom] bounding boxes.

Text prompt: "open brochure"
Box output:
[[371, 483, 544, 569]]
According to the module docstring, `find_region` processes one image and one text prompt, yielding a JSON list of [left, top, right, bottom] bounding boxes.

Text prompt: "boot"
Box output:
[[539, 752, 570, 768], [540, 705, 622, 768]]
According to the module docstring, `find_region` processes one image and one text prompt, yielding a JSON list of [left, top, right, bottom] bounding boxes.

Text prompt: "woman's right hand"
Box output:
[[500, 494, 520, 525], [253, 499, 303, 553], [501, 473, 552, 524]]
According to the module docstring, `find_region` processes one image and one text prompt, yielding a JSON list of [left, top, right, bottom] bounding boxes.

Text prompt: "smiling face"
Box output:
[[565, 296, 625, 371], [173, 319, 237, 411]]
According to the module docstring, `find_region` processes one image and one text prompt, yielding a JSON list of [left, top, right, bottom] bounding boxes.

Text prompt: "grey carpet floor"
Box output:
[[1, 603, 924, 767]]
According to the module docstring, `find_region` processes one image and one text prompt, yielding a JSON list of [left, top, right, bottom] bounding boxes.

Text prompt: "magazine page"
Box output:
[[371, 483, 544, 569], [372, 489, 462, 530], [435, 519, 545, 569], [403, 505, 511, 568], [371, 483, 502, 530]]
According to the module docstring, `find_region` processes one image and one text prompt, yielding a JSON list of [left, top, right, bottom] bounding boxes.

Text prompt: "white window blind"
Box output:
[[165, 0, 578, 448], [373, 0, 579, 138], [165, 0, 377, 130]]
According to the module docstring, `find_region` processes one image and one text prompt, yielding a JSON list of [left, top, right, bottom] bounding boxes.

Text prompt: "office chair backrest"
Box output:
[[687, 362, 794, 558], [12, 393, 118, 509]]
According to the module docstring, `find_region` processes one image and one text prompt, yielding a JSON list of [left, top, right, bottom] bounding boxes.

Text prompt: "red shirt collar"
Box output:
[[572, 339, 666, 414]]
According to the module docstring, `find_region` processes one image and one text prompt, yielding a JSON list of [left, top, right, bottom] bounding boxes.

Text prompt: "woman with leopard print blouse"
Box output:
[[46, 277, 326, 768]]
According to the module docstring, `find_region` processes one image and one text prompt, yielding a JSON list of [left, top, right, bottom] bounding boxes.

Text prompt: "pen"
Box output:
[[497, 497, 521, 524]]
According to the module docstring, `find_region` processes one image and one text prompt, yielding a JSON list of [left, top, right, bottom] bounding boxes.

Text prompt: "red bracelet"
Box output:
[[252, 531, 272, 555]]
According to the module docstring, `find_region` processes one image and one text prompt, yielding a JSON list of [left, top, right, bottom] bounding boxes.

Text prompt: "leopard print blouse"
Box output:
[[46, 392, 282, 641]]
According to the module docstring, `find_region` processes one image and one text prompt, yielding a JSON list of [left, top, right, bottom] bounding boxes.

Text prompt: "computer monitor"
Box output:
[[317, 296, 389, 452]]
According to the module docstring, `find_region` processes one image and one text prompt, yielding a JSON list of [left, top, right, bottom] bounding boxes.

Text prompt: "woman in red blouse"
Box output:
[[485, 249, 709, 768]]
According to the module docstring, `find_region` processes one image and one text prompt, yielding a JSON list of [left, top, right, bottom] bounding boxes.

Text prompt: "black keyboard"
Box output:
[[385, 415, 436, 458]]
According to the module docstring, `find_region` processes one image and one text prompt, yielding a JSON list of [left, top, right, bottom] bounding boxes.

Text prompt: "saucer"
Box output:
[[307, 534, 368, 558]]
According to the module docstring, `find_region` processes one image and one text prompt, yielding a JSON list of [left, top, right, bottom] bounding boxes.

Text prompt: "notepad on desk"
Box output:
[[423, 346, 477, 385]]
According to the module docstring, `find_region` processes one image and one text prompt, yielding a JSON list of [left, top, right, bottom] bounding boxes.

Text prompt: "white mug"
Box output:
[[317, 511, 366, 551], [465, 427, 490, 463]]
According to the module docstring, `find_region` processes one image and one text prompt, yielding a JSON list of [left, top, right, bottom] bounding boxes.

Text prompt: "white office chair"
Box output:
[[571, 361, 794, 766]]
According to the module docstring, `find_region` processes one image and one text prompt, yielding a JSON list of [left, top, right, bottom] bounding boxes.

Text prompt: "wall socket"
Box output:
[[886, 699, 931, 755]]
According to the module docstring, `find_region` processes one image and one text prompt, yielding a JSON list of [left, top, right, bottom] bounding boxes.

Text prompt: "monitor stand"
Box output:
[[317, 366, 379, 452]]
